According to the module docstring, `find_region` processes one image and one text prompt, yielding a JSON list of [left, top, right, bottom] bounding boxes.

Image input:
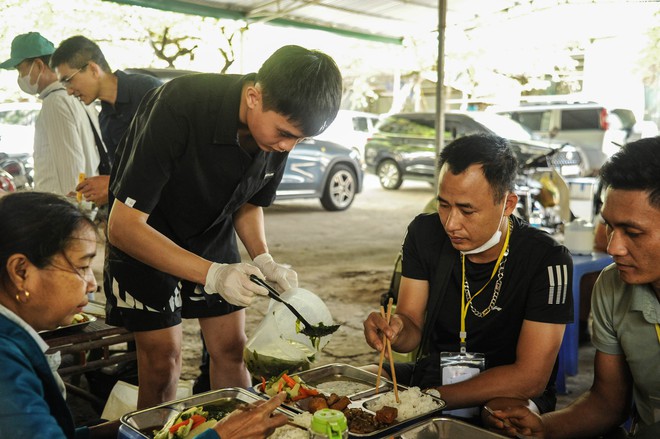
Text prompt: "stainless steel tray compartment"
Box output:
[[347, 389, 446, 438], [120, 387, 294, 439], [292, 363, 400, 400], [397, 417, 509, 439]]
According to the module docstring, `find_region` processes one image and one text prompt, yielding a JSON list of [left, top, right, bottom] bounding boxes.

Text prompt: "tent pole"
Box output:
[[434, 0, 448, 190]]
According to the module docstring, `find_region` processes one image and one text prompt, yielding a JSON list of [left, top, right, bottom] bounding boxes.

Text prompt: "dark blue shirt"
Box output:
[[99, 70, 162, 162]]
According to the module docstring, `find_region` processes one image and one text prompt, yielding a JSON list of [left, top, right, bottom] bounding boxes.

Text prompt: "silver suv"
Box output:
[[492, 102, 656, 174]]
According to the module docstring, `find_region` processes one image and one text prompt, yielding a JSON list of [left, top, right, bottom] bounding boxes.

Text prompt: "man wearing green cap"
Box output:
[[0, 32, 104, 197]]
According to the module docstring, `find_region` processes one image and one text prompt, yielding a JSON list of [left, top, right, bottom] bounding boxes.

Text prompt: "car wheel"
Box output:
[[320, 164, 357, 211], [376, 159, 403, 190]]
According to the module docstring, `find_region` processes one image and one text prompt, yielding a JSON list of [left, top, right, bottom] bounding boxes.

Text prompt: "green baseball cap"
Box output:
[[0, 32, 55, 69]]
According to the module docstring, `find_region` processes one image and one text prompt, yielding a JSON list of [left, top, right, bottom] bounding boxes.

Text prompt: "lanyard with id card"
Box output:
[[441, 351, 485, 418], [441, 219, 511, 418]]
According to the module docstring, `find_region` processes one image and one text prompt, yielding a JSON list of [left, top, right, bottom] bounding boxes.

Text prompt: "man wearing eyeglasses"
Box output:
[[0, 32, 101, 197], [51, 35, 162, 207]]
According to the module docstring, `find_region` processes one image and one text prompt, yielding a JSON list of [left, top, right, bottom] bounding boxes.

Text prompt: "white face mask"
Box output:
[[460, 197, 508, 256], [17, 61, 40, 95]]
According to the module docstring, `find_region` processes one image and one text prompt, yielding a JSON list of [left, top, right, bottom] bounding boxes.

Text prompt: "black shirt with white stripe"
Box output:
[[402, 213, 573, 372]]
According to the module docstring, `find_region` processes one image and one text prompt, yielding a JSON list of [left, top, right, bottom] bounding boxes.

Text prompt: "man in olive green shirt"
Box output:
[[486, 136, 660, 438]]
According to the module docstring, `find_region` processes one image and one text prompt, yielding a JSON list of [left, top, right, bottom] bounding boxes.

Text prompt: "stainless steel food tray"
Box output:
[[119, 387, 296, 439], [252, 363, 446, 438], [345, 389, 446, 438], [396, 416, 509, 438], [292, 363, 402, 400]]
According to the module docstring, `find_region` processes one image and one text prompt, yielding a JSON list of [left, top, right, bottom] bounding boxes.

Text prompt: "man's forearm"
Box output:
[[438, 362, 546, 410], [234, 203, 268, 259], [108, 206, 211, 284], [390, 313, 423, 353], [540, 391, 629, 438]]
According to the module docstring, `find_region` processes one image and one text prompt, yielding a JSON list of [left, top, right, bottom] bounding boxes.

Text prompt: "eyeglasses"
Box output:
[[60, 63, 88, 88]]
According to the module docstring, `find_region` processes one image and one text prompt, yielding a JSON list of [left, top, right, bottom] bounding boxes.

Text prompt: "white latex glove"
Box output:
[[252, 253, 298, 291], [204, 263, 268, 307]]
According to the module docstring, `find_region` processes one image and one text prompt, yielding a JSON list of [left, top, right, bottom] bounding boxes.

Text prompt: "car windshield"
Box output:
[[377, 115, 435, 137], [467, 112, 534, 141]]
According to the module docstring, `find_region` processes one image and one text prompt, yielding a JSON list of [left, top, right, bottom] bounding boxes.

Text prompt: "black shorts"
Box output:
[[391, 354, 557, 415], [104, 256, 242, 332]]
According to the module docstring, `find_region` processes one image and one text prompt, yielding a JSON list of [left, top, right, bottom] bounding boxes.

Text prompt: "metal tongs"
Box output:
[[249, 274, 339, 338]]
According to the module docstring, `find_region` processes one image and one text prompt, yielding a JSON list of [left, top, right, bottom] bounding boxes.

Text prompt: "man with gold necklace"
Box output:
[[363, 133, 573, 422]]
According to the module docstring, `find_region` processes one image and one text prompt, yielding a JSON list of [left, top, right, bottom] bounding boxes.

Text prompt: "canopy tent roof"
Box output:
[[103, 0, 527, 44]]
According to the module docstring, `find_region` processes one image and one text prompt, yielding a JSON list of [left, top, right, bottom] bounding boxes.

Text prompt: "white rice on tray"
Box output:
[[269, 424, 308, 439], [290, 411, 313, 428], [316, 380, 372, 395], [365, 387, 441, 421], [268, 412, 312, 439]]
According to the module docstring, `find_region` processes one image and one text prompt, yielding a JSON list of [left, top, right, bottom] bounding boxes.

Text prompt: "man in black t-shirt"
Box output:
[[102, 45, 342, 409], [363, 133, 573, 421]]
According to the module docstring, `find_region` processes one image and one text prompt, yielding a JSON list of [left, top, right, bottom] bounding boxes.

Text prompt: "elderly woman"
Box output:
[[0, 192, 287, 439]]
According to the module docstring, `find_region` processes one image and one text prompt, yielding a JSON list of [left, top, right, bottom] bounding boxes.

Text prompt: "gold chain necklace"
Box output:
[[463, 219, 512, 318], [464, 248, 508, 318]]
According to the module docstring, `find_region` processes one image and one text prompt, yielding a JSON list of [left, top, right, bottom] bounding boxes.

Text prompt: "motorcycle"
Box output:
[[0, 152, 33, 190], [0, 168, 16, 193], [515, 145, 574, 231]]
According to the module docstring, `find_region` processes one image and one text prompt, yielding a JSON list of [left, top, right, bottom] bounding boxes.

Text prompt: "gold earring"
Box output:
[[15, 290, 30, 303]]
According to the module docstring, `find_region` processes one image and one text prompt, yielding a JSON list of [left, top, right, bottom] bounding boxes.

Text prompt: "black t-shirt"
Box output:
[[402, 214, 573, 371], [108, 73, 287, 264], [99, 70, 163, 162]]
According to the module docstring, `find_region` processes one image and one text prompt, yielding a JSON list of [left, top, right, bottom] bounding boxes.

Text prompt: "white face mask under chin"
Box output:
[[460, 200, 507, 256], [17, 62, 40, 95]]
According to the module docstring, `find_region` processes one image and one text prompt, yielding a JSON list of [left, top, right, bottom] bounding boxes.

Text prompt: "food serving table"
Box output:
[[41, 311, 135, 409]]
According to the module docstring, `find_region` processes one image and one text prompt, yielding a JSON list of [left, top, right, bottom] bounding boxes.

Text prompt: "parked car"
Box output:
[[124, 67, 199, 82], [490, 102, 658, 173], [364, 111, 585, 190], [276, 137, 364, 211], [0, 101, 39, 155], [313, 109, 379, 160]]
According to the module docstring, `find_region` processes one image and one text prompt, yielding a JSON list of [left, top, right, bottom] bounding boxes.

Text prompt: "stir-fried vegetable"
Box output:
[[260, 372, 320, 401], [71, 313, 88, 324], [153, 406, 218, 439]]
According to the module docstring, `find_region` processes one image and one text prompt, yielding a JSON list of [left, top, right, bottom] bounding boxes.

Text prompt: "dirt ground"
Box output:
[[181, 174, 437, 379], [74, 173, 592, 423]]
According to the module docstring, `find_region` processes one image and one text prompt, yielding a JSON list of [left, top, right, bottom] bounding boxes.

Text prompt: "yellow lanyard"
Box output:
[[460, 219, 511, 353], [656, 323, 660, 345]]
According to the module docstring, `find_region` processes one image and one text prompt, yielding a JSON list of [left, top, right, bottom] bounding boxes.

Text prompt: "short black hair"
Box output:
[[438, 133, 518, 202], [256, 45, 342, 137], [0, 192, 96, 286], [50, 35, 111, 73], [599, 136, 660, 209]]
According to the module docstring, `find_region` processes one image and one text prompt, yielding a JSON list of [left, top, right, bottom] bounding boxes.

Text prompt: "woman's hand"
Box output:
[[213, 392, 288, 439]]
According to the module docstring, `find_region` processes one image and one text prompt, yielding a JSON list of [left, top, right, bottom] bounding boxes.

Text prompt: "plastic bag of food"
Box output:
[[244, 288, 335, 378]]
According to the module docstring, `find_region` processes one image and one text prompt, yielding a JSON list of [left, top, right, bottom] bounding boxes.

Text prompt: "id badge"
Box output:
[[441, 351, 485, 418]]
